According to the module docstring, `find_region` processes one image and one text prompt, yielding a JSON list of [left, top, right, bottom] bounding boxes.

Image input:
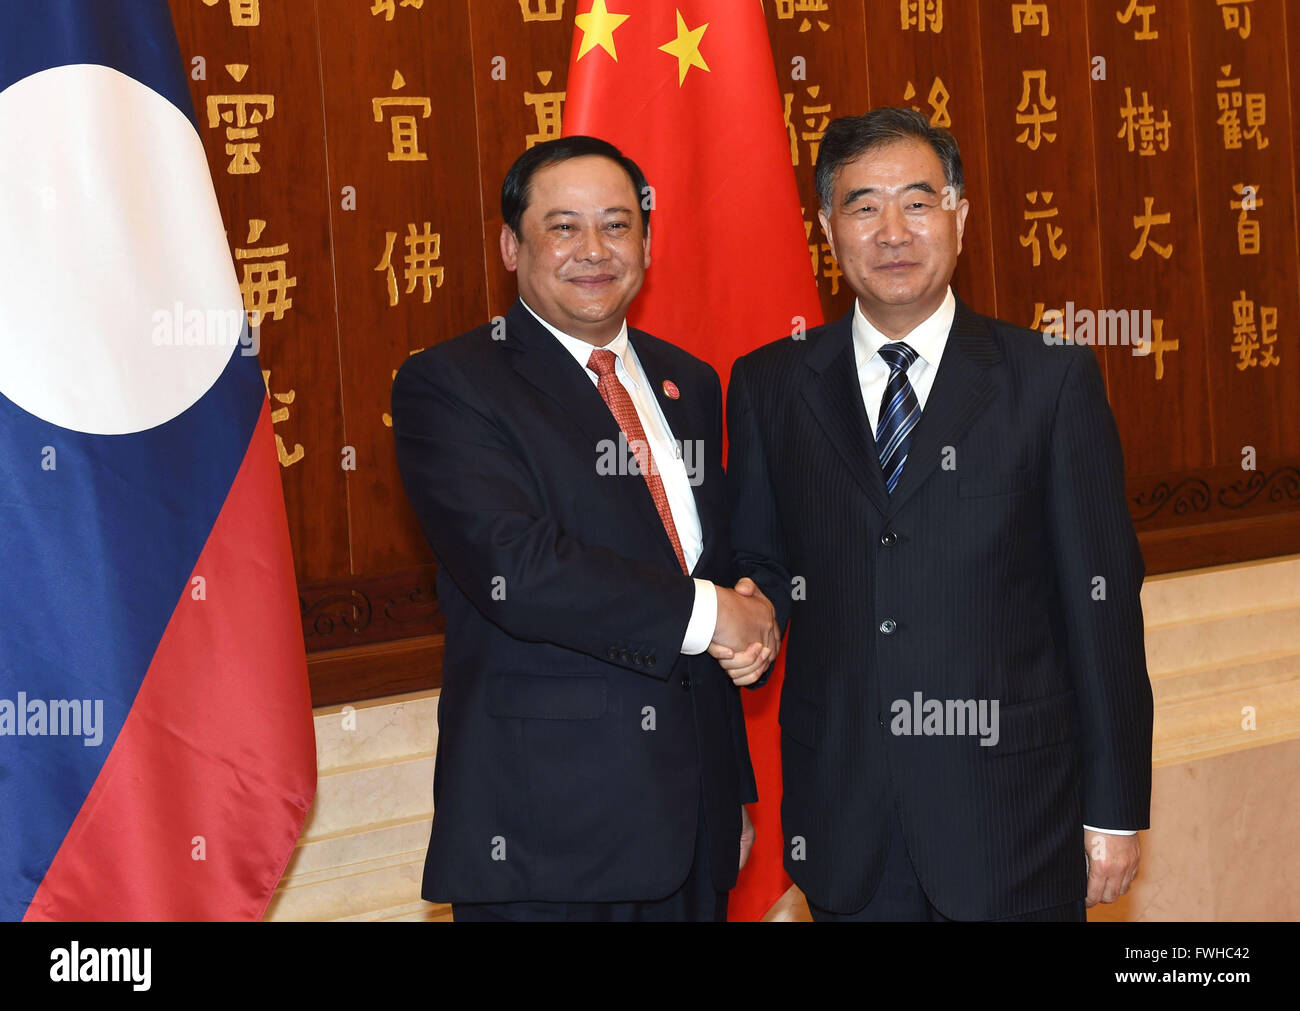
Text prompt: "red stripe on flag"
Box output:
[[24, 403, 316, 921]]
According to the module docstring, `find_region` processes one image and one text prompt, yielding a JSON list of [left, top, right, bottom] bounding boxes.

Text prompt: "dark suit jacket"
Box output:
[[726, 296, 1153, 919], [392, 299, 757, 904]]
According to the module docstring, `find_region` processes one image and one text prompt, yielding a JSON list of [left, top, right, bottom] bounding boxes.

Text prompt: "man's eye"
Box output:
[[607, 221, 628, 230]]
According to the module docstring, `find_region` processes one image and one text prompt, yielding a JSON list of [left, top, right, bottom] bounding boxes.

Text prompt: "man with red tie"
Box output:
[[392, 136, 776, 921]]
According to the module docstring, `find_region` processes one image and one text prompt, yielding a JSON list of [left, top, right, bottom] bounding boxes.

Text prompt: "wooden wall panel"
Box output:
[[978, 0, 1105, 344], [1188, 0, 1300, 463], [1085, 0, 1213, 475], [764, 0, 868, 324], [170, 0, 350, 584], [316, 0, 484, 579], [863, 0, 999, 319], [160, 0, 1300, 704], [468, 0, 576, 319]]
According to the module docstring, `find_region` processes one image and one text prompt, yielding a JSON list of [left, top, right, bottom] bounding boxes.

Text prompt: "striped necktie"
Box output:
[[875, 341, 921, 495], [587, 349, 689, 574]]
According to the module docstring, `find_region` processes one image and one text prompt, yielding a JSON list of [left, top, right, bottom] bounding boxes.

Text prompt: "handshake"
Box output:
[[708, 577, 780, 686]]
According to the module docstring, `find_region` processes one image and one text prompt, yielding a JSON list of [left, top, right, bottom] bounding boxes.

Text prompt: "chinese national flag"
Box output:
[[563, 0, 823, 920]]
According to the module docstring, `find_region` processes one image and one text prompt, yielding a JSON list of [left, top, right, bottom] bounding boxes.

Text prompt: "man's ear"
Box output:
[[817, 208, 836, 262], [954, 197, 970, 256], [500, 223, 519, 272], [643, 223, 652, 269]]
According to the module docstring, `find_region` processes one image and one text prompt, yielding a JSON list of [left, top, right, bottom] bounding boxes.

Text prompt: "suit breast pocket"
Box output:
[[486, 673, 608, 720], [958, 470, 1039, 499]]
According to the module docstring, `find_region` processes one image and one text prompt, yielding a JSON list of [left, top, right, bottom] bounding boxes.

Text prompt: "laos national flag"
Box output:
[[0, 1, 317, 920]]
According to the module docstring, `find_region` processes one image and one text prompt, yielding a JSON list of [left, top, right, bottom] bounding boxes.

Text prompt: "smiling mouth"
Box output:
[[877, 262, 918, 270], [569, 275, 616, 286]]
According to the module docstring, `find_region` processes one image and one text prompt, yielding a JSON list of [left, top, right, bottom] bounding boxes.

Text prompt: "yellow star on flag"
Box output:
[[575, 0, 630, 62], [658, 10, 710, 86]]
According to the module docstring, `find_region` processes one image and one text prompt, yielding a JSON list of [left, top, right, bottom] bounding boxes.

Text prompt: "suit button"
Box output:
[[632, 652, 643, 665], [881, 530, 898, 546], [620, 649, 630, 661], [606, 647, 619, 660], [646, 656, 656, 669], [680, 676, 691, 691], [879, 619, 897, 635]]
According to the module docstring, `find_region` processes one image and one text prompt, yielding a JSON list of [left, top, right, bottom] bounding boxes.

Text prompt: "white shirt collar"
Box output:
[[520, 298, 637, 390], [853, 286, 956, 367]]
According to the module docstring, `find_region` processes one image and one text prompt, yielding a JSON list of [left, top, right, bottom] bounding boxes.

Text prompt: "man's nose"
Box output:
[[876, 203, 911, 245], [577, 226, 611, 261]]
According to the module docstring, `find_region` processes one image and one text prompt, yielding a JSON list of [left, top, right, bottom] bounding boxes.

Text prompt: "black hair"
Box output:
[[814, 107, 964, 211], [500, 135, 651, 234]]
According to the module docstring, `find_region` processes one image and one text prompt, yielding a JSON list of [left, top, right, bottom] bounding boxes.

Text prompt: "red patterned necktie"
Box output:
[[587, 348, 689, 574]]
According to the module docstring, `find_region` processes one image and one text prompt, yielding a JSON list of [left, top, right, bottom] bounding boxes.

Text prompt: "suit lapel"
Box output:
[[885, 296, 1001, 515], [505, 301, 674, 559], [800, 310, 892, 515]]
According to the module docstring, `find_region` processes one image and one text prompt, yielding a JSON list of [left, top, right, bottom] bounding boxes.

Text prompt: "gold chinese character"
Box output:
[[1217, 0, 1253, 40], [900, 0, 942, 33], [903, 76, 952, 128], [524, 71, 566, 148], [371, 0, 424, 21], [262, 369, 305, 467], [1133, 318, 1178, 380], [202, 0, 260, 27], [373, 71, 432, 161], [1031, 302, 1066, 341], [803, 211, 842, 295], [1116, 87, 1171, 156], [1115, 0, 1158, 40], [1130, 197, 1172, 260], [236, 219, 296, 325], [1230, 183, 1263, 255], [1011, 1, 1049, 36], [206, 67, 275, 175], [1259, 305, 1280, 366], [776, 0, 831, 32], [520, 0, 564, 20], [1231, 291, 1260, 369], [784, 86, 831, 164], [1020, 190, 1067, 266], [801, 85, 831, 163], [376, 223, 444, 307], [1216, 66, 1269, 151], [1015, 70, 1057, 150]]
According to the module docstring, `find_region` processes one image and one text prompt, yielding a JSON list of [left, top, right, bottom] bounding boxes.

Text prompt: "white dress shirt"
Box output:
[[850, 289, 1132, 838], [520, 300, 717, 654], [853, 286, 955, 432]]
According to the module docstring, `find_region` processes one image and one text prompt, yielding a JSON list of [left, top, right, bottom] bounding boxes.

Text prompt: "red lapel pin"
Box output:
[[662, 379, 680, 400]]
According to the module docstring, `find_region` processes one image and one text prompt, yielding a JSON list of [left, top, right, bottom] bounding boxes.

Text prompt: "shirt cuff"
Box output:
[[1083, 825, 1137, 835], [680, 578, 718, 655]]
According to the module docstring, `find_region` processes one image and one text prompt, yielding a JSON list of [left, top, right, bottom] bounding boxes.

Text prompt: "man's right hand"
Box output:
[[708, 578, 778, 685]]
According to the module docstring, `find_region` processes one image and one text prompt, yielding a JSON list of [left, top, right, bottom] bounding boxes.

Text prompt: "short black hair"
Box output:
[[500, 136, 651, 235], [814, 107, 964, 211]]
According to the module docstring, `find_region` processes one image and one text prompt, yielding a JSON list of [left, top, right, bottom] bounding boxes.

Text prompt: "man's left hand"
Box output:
[[739, 805, 755, 872], [1084, 830, 1140, 907]]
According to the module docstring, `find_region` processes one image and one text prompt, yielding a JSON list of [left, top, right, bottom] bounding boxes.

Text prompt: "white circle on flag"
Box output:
[[0, 63, 243, 435]]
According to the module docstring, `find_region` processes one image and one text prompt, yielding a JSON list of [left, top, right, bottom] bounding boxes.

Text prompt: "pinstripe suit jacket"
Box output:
[[726, 296, 1153, 919]]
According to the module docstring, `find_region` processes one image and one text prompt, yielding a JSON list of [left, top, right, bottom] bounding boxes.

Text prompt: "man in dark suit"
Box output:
[[723, 108, 1153, 921], [391, 136, 777, 921]]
